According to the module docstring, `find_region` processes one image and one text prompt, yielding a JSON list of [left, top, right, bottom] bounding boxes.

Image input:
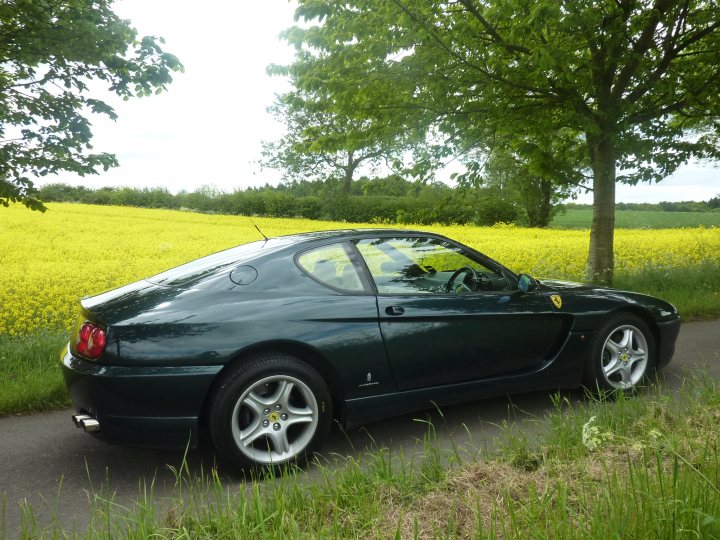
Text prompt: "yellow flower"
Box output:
[[1, 203, 718, 335]]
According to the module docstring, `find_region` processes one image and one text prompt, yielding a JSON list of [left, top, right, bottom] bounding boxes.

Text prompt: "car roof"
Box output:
[[269, 228, 442, 245], [145, 229, 449, 288]]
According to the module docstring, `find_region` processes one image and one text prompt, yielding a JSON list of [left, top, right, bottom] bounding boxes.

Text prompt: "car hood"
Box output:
[[538, 279, 597, 292], [538, 279, 678, 320]]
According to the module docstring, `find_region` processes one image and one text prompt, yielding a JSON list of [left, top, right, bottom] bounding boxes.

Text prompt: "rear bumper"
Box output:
[[656, 317, 681, 370], [61, 346, 222, 448]]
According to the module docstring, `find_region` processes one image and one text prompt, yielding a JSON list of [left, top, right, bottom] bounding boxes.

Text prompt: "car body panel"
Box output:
[[377, 291, 564, 390], [81, 285, 395, 399], [61, 228, 681, 449], [344, 331, 590, 428], [62, 346, 219, 447]]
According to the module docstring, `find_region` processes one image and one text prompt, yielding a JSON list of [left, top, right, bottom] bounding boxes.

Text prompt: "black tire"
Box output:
[[583, 313, 656, 393], [208, 352, 333, 471]]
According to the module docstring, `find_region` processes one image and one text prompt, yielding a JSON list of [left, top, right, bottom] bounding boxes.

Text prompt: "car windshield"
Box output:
[[147, 238, 292, 286]]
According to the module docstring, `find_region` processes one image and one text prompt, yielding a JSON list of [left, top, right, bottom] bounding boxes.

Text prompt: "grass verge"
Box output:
[[615, 261, 720, 320], [0, 332, 70, 415], [6, 371, 720, 538]]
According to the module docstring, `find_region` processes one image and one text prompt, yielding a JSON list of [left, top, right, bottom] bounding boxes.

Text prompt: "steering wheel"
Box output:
[[445, 267, 490, 293]]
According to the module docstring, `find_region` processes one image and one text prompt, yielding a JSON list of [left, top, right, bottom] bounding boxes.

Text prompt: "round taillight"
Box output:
[[87, 327, 106, 358], [79, 323, 92, 342], [76, 321, 106, 360]]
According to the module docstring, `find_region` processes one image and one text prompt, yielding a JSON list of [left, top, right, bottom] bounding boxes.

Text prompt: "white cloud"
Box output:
[[44, 1, 720, 202], [50, 0, 297, 192], [573, 162, 720, 204]]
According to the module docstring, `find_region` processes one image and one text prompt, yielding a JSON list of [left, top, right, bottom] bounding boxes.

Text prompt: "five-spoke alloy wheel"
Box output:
[[231, 375, 318, 464], [585, 313, 656, 393], [209, 353, 333, 471]]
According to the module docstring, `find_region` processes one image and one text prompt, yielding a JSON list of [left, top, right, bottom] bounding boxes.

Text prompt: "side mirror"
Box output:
[[517, 273, 537, 292]]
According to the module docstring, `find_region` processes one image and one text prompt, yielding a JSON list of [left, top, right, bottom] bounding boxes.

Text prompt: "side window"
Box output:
[[355, 237, 507, 294], [297, 243, 365, 292]]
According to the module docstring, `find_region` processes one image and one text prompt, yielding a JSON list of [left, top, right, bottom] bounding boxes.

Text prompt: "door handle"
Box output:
[[385, 306, 405, 316]]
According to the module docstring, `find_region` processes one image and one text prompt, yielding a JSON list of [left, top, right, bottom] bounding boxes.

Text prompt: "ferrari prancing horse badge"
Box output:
[[550, 294, 562, 309]]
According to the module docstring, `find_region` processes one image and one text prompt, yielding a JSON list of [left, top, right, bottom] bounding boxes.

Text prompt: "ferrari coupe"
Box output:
[[62, 229, 680, 469]]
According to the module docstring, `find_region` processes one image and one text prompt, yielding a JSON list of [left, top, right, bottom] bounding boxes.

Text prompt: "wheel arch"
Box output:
[[611, 306, 661, 359], [580, 306, 661, 390], [199, 340, 346, 431]]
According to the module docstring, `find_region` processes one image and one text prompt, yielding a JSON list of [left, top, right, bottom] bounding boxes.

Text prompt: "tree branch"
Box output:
[[611, 0, 675, 100], [455, 0, 531, 55], [390, 0, 553, 98], [624, 17, 720, 103]]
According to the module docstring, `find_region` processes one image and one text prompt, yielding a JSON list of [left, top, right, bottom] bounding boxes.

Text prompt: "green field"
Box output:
[[552, 208, 720, 228]]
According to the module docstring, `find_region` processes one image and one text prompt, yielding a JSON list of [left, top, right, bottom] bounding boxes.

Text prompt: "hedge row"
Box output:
[[37, 183, 520, 226]]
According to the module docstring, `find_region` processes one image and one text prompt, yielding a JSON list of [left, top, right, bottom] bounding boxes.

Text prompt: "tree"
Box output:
[[0, 0, 182, 211], [263, 48, 435, 194], [285, 0, 720, 283], [473, 150, 565, 228], [457, 131, 586, 227], [261, 91, 394, 194]]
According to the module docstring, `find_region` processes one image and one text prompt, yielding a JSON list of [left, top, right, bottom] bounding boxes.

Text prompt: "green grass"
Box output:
[[5, 372, 720, 538], [551, 208, 720, 228], [482, 374, 720, 538], [615, 261, 720, 320], [0, 332, 70, 415]]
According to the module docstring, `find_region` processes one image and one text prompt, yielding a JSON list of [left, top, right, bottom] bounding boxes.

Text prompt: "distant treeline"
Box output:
[[36, 179, 522, 226], [38, 180, 719, 226], [565, 199, 720, 212]]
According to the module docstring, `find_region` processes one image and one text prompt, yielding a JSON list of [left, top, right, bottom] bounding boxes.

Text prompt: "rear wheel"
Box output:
[[208, 352, 333, 470], [584, 313, 655, 393]]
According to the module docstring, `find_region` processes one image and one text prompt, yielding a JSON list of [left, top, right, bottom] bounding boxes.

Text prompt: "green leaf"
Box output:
[[0, 0, 183, 211]]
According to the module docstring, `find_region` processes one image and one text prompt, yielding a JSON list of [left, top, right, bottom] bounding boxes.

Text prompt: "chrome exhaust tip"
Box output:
[[80, 418, 100, 432], [72, 414, 101, 432], [72, 414, 91, 428]]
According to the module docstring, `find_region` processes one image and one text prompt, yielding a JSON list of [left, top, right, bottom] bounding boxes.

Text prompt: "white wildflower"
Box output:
[[582, 416, 613, 451]]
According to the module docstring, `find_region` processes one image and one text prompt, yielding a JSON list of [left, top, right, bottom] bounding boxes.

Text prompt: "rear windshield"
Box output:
[[147, 238, 292, 286]]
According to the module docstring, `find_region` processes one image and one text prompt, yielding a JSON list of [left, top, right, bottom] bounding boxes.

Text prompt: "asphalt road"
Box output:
[[1, 319, 718, 537]]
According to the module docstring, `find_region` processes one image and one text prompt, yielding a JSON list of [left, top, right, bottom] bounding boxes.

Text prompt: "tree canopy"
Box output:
[[279, 0, 720, 283], [263, 49, 434, 193], [0, 0, 182, 211], [262, 89, 402, 193]]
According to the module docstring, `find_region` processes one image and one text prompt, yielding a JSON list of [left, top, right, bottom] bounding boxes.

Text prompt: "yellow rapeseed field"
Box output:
[[1, 203, 719, 336]]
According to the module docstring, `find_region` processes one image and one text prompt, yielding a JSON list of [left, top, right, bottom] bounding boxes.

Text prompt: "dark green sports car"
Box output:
[[62, 229, 680, 469]]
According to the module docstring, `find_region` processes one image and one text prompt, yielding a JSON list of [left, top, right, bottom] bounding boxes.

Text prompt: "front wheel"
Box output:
[[208, 353, 333, 470], [584, 313, 656, 393]]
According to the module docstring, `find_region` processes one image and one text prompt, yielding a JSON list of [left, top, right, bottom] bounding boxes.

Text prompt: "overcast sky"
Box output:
[[47, 0, 720, 204]]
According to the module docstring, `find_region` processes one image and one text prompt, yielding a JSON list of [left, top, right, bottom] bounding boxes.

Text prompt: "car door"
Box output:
[[294, 241, 396, 398], [353, 236, 562, 392]]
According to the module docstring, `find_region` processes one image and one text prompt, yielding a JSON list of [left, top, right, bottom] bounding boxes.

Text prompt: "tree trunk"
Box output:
[[342, 151, 355, 194], [586, 133, 616, 284], [523, 177, 553, 227]]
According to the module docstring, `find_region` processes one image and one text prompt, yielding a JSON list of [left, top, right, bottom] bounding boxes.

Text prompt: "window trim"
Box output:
[[352, 235, 512, 296], [294, 241, 374, 295]]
